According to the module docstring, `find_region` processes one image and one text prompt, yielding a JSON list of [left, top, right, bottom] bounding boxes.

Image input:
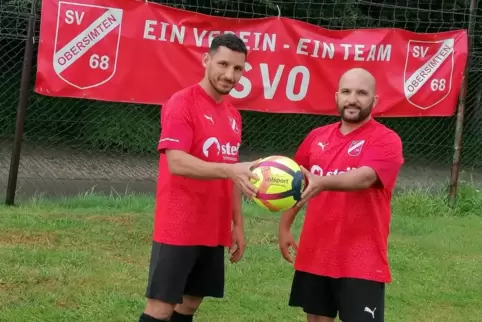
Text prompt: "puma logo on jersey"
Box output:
[[317, 142, 329, 150], [364, 307, 376, 319], [204, 114, 214, 124]]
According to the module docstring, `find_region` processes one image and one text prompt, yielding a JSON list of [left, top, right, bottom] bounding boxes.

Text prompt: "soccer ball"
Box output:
[[250, 155, 305, 212]]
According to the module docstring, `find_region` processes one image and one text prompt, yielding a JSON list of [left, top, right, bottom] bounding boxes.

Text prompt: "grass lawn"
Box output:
[[0, 186, 481, 322]]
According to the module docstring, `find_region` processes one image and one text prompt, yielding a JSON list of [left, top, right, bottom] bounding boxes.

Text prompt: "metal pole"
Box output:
[[448, 0, 477, 207], [5, 1, 36, 206]]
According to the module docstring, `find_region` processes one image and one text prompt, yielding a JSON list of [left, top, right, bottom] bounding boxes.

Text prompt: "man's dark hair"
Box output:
[[209, 33, 248, 56]]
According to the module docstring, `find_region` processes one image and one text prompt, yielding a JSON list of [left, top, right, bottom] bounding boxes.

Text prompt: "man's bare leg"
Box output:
[[171, 295, 204, 320], [141, 299, 175, 321], [307, 314, 336, 322], [141, 295, 203, 321]]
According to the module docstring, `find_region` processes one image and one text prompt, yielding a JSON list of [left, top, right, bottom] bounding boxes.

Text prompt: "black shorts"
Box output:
[[289, 270, 385, 322], [145, 241, 225, 304]]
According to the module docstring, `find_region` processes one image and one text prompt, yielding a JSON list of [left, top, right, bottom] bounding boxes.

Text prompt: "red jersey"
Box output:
[[154, 84, 242, 247], [293, 118, 404, 283]]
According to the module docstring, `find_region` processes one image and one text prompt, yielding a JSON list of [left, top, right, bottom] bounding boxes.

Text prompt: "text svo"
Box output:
[[230, 63, 310, 102]]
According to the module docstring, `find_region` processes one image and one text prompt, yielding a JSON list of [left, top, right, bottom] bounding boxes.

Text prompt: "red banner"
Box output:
[[35, 0, 468, 117]]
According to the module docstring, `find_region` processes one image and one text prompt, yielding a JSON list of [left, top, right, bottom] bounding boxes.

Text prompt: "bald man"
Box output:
[[278, 68, 404, 322]]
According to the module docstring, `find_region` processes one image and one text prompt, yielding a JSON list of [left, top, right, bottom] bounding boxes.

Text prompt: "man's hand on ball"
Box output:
[[296, 166, 323, 208], [227, 159, 261, 198]]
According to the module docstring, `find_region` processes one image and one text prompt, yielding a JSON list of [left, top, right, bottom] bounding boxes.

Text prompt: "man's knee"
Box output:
[[143, 298, 176, 320], [175, 295, 204, 315]]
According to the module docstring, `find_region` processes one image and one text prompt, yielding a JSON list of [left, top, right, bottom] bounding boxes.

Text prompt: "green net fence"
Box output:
[[0, 0, 481, 200]]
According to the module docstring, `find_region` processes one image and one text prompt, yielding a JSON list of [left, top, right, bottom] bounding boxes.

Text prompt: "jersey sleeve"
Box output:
[[360, 132, 404, 189], [157, 94, 194, 153], [293, 129, 317, 169]]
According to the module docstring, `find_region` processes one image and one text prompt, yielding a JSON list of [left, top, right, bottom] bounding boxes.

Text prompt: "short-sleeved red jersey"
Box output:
[[153, 84, 242, 247], [293, 118, 404, 283]]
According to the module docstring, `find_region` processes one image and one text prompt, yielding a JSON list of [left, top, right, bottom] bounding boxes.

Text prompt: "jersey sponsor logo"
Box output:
[[404, 38, 454, 110], [202, 137, 240, 161], [310, 165, 356, 176]]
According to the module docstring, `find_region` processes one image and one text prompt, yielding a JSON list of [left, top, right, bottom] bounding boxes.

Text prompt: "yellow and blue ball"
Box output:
[[250, 155, 305, 212]]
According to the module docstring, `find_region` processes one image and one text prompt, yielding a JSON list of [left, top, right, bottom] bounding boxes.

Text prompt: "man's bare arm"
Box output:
[[166, 150, 259, 198], [166, 150, 233, 179], [316, 166, 379, 191], [279, 206, 301, 231], [278, 206, 301, 263], [297, 166, 381, 207], [232, 184, 243, 227]]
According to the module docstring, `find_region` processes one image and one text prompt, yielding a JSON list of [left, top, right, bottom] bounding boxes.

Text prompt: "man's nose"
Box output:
[[224, 68, 235, 81], [346, 93, 357, 104]]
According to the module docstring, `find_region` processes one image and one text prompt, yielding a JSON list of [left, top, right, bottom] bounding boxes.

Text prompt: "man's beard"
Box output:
[[208, 75, 233, 95], [339, 101, 374, 123]]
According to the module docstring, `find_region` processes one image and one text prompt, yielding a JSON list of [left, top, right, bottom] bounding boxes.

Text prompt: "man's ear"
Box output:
[[202, 53, 209, 68], [373, 94, 379, 108]]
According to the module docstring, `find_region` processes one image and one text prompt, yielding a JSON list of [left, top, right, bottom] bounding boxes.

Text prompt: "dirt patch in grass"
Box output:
[[0, 230, 60, 246], [0, 282, 17, 292], [85, 214, 136, 226], [55, 299, 81, 309]]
